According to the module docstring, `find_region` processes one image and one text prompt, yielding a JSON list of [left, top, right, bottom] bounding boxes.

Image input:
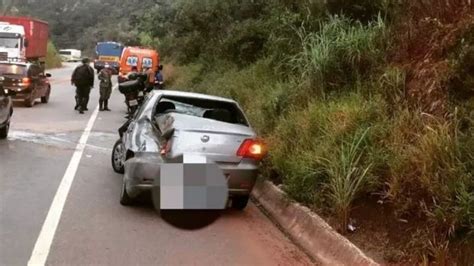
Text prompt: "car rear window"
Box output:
[[154, 96, 249, 126], [0, 64, 27, 75]]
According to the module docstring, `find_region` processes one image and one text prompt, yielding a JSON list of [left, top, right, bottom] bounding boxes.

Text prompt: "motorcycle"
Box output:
[[118, 73, 148, 117]]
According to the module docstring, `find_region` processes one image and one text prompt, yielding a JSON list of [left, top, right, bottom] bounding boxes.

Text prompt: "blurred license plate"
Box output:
[[129, 99, 138, 106]]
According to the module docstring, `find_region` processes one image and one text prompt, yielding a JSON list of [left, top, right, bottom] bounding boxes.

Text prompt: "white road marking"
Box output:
[[28, 85, 118, 266]]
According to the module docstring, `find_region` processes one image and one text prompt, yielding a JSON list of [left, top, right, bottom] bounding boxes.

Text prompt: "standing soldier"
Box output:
[[71, 58, 95, 114], [98, 64, 113, 111]]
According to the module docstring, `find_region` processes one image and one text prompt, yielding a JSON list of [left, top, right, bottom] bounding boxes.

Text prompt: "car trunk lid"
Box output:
[[157, 113, 255, 163]]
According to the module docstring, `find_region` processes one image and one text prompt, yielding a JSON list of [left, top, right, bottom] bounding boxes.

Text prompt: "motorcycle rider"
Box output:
[[98, 63, 113, 111], [71, 58, 95, 114], [144, 66, 155, 93], [127, 66, 139, 80]]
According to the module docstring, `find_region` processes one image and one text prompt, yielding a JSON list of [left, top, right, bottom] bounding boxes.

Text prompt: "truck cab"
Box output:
[[94, 42, 124, 74], [0, 16, 49, 64], [0, 22, 26, 62]]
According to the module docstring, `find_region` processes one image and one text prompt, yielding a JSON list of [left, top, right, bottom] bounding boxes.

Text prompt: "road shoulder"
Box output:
[[251, 180, 379, 266]]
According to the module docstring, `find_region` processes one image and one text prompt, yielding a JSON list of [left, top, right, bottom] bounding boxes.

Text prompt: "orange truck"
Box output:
[[119, 46, 159, 76]]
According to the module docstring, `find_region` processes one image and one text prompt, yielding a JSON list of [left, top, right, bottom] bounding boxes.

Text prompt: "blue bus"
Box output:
[[94, 41, 124, 74]]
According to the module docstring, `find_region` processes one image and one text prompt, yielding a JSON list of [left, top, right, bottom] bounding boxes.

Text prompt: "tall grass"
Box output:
[[386, 109, 474, 253], [268, 92, 388, 213], [291, 15, 386, 96], [314, 128, 373, 231]]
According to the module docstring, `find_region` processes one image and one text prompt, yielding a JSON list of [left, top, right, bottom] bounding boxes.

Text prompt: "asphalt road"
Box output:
[[0, 63, 313, 266]]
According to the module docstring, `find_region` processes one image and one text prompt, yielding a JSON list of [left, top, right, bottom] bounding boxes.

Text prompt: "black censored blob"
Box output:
[[152, 160, 229, 229], [159, 210, 222, 230]]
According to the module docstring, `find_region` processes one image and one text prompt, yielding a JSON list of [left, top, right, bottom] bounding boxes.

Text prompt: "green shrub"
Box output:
[[291, 15, 386, 96], [315, 128, 374, 231], [269, 92, 389, 213], [386, 109, 474, 239], [45, 41, 62, 69], [378, 66, 407, 111]]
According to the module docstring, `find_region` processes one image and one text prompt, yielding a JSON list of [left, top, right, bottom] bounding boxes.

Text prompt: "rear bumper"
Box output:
[[6, 87, 31, 99], [124, 153, 259, 197], [95, 61, 120, 72]]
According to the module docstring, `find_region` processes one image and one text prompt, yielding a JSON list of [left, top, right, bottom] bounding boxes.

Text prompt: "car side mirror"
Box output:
[[45, 73, 52, 78]]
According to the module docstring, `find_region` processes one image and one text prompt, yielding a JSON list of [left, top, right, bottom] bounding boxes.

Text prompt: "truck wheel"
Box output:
[[231, 196, 249, 210], [112, 139, 125, 174], [24, 94, 35, 107], [120, 175, 135, 206], [0, 122, 9, 139], [41, 87, 51, 103]]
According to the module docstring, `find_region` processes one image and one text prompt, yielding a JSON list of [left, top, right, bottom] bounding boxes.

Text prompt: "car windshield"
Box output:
[[0, 64, 26, 75], [155, 96, 249, 126], [0, 37, 19, 48]]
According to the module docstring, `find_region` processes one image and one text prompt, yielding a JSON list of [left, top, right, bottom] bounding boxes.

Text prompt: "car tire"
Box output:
[[41, 87, 51, 103], [24, 94, 35, 107], [120, 176, 134, 206], [112, 139, 125, 174], [231, 196, 249, 210], [0, 122, 9, 139]]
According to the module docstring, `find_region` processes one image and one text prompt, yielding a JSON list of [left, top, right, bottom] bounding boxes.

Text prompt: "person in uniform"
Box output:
[[98, 64, 113, 111], [71, 58, 95, 114]]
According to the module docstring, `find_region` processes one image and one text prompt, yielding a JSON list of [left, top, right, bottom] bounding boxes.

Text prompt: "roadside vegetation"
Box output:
[[45, 41, 62, 69], [14, 0, 473, 263], [139, 0, 474, 263]]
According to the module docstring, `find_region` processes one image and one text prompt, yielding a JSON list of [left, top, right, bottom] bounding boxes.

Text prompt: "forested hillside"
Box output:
[[5, 0, 473, 263], [3, 0, 159, 55]]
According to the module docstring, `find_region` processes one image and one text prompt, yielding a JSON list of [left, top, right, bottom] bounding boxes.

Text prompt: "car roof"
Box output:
[[153, 90, 237, 104]]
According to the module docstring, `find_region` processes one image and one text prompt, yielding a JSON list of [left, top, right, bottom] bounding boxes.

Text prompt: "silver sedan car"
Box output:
[[111, 90, 266, 210]]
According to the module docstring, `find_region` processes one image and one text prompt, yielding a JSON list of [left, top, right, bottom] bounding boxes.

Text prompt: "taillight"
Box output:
[[237, 139, 266, 160], [21, 77, 31, 86], [160, 140, 172, 155]]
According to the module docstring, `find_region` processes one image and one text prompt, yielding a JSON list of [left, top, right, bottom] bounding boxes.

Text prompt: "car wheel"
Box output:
[[24, 94, 35, 107], [231, 196, 249, 210], [120, 175, 134, 206], [112, 139, 125, 174], [0, 122, 9, 139], [41, 87, 51, 103]]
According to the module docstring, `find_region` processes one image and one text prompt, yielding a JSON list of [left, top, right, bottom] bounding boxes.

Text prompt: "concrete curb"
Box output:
[[251, 180, 379, 266]]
